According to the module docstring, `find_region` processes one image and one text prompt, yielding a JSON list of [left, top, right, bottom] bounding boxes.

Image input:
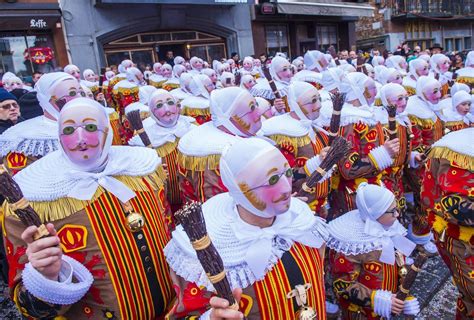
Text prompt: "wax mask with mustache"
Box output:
[[243, 58, 253, 71], [422, 81, 442, 105], [150, 90, 180, 127], [387, 70, 403, 85], [381, 83, 408, 113], [229, 91, 262, 135], [416, 61, 430, 77], [364, 78, 377, 105], [50, 78, 86, 111], [220, 137, 293, 218], [437, 57, 450, 73], [296, 88, 321, 121], [59, 98, 111, 171]]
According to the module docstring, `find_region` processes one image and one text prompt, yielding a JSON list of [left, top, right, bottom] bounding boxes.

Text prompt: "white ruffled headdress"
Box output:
[[34, 72, 77, 120]]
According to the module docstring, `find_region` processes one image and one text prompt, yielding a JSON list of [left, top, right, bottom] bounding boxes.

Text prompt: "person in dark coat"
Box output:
[[0, 89, 23, 134]]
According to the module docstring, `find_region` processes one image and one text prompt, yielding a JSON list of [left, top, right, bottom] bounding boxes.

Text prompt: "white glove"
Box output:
[[373, 290, 392, 318], [403, 296, 420, 315]]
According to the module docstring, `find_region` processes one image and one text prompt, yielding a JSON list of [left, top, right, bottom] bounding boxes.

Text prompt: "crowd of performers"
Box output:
[[0, 47, 472, 319]]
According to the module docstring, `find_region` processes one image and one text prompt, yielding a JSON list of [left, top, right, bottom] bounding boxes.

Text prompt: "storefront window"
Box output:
[[265, 25, 289, 58], [0, 32, 57, 78], [316, 25, 337, 52]]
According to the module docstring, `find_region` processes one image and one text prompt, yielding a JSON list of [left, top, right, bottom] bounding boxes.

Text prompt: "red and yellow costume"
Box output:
[[422, 128, 474, 319]]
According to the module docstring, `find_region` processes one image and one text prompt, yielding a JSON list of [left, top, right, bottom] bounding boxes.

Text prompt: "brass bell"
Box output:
[[399, 266, 408, 278], [126, 212, 146, 232]]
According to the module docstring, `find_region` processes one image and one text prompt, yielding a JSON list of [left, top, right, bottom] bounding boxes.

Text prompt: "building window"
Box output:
[[188, 43, 226, 62], [445, 37, 471, 52], [265, 24, 290, 57], [316, 25, 337, 52], [0, 32, 57, 78]]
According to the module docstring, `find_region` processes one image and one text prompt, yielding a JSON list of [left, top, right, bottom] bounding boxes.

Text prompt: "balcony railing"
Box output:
[[391, 0, 474, 17]]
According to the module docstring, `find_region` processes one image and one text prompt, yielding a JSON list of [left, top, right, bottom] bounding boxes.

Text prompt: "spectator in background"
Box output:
[[452, 52, 464, 72], [231, 52, 241, 68], [165, 50, 175, 66], [413, 46, 421, 57], [9, 88, 43, 120], [339, 50, 349, 61], [0, 89, 23, 134], [32, 71, 43, 84], [259, 52, 268, 65], [430, 43, 443, 55], [110, 64, 118, 74]]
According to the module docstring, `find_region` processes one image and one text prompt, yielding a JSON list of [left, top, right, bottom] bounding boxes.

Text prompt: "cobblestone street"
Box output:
[[0, 254, 458, 319]]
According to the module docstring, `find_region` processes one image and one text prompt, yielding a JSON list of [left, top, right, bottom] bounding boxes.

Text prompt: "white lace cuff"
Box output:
[[373, 290, 392, 318], [409, 151, 420, 169], [199, 309, 212, 320], [22, 255, 94, 305], [369, 146, 394, 170], [403, 297, 420, 315], [304, 156, 333, 183]]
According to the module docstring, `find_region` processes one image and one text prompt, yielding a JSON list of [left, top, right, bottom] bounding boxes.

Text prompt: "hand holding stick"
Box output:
[[0, 165, 49, 240], [384, 104, 398, 141], [261, 64, 290, 113], [174, 202, 241, 313], [296, 136, 351, 199], [126, 110, 152, 148]]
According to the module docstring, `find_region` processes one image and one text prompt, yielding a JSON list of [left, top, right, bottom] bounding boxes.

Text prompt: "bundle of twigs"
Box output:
[[261, 64, 290, 113], [384, 104, 398, 141], [174, 202, 239, 311], [295, 136, 351, 198], [394, 253, 427, 317], [0, 166, 48, 240], [126, 110, 152, 147], [328, 92, 345, 144]]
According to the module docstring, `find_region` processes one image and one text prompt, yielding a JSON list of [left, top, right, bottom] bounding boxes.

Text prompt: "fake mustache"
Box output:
[[272, 192, 291, 203], [68, 141, 100, 151]]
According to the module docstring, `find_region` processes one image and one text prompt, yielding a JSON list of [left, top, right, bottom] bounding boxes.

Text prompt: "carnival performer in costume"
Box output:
[[239, 56, 254, 76], [430, 53, 452, 97], [240, 74, 257, 92], [379, 83, 422, 222], [64, 64, 82, 82], [421, 127, 474, 319], [189, 56, 204, 75], [327, 183, 419, 319], [403, 58, 430, 96], [456, 51, 474, 90], [251, 56, 293, 114], [4, 98, 173, 319], [329, 72, 399, 218], [126, 67, 146, 87], [0, 72, 83, 174], [405, 75, 444, 255], [385, 55, 408, 76], [165, 137, 328, 319], [129, 89, 196, 214], [201, 68, 219, 87], [177, 87, 262, 203], [180, 74, 213, 124], [441, 90, 472, 132], [163, 65, 187, 92], [148, 62, 164, 88], [219, 72, 236, 88], [292, 50, 328, 89], [170, 73, 193, 102], [259, 81, 332, 215]]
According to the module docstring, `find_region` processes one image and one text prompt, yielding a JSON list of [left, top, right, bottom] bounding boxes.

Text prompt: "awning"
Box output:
[[0, 9, 61, 31], [275, 0, 374, 18]]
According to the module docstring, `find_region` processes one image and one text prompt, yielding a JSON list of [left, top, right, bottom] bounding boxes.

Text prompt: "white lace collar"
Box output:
[[128, 116, 196, 148], [441, 107, 470, 125], [432, 127, 474, 157], [456, 67, 474, 77], [326, 210, 415, 264], [13, 146, 161, 202], [164, 193, 327, 291], [0, 116, 59, 157], [250, 78, 289, 100], [177, 122, 242, 157], [340, 103, 378, 126]]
